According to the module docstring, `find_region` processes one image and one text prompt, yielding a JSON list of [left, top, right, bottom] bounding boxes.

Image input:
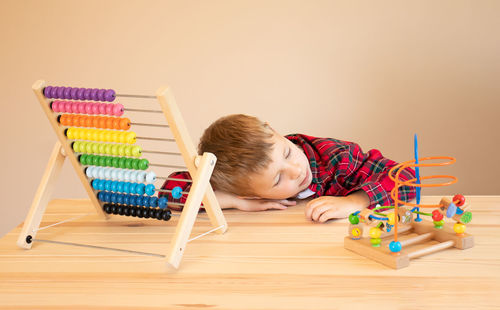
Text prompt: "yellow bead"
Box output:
[[98, 130, 107, 142], [387, 212, 396, 225], [453, 223, 466, 234], [91, 129, 100, 141], [351, 227, 362, 238], [111, 132, 120, 143], [125, 132, 137, 144], [369, 227, 382, 239]]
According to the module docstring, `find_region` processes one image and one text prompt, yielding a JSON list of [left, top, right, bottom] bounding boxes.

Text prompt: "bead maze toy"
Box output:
[[17, 80, 228, 269], [344, 136, 474, 269]]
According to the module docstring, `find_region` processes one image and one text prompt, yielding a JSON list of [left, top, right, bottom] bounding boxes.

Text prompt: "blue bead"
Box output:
[[110, 193, 118, 203], [136, 196, 144, 206], [136, 183, 145, 196], [117, 194, 124, 205], [446, 202, 457, 218], [143, 196, 150, 207], [389, 241, 402, 253], [92, 179, 100, 190], [117, 182, 124, 193], [145, 184, 155, 196], [103, 192, 111, 203], [104, 180, 112, 192], [123, 182, 130, 194], [129, 183, 137, 195], [171, 186, 182, 199], [97, 191, 104, 201], [123, 195, 130, 205], [150, 197, 159, 208], [111, 181, 118, 192], [158, 197, 167, 209], [129, 195, 137, 206]]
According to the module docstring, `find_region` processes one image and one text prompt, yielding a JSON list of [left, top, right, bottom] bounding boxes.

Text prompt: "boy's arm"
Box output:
[[305, 190, 369, 222]]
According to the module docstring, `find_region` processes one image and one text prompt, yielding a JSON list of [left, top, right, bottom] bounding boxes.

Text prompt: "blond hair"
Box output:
[[198, 114, 274, 196]]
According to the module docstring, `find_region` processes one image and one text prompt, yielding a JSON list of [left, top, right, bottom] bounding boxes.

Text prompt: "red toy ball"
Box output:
[[453, 194, 465, 207]]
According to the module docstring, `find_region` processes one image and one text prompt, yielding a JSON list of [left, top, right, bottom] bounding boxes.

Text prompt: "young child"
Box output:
[[161, 114, 416, 222]]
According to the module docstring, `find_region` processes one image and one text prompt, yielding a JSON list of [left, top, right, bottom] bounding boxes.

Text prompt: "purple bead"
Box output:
[[70, 87, 78, 100], [44, 86, 53, 98], [63, 87, 72, 99], [50, 87, 59, 98], [56, 87, 65, 99], [104, 89, 116, 102], [97, 89, 106, 101], [76, 88, 85, 100], [90, 88, 99, 101], [83, 88, 92, 100]]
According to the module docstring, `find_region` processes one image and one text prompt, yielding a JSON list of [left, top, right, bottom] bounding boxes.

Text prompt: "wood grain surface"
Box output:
[[1, 196, 499, 309]]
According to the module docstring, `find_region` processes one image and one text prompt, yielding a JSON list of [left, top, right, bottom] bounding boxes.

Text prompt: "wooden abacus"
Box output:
[[344, 155, 474, 269], [17, 80, 228, 269]]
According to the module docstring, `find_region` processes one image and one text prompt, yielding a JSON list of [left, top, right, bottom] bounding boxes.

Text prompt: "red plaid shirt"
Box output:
[[160, 134, 416, 209]]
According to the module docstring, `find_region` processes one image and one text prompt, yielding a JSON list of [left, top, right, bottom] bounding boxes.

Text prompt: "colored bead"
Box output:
[[85, 166, 94, 178], [370, 238, 381, 247], [124, 132, 136, 144], [432, 209, 444, 221], [136, 183, 145, 195], [145, 184, 155, 196], [136, 196, 144, 206], [369, 227, 382, 239], [112, 118, 121, 130], [104, 89, 116, 102], [116, 169, 124, 181], [117, 182, 124, 193], [171, 186, 183, 199], [453, 194, 465, 207], [104, 180, 112, 191], [125, 158, 134, 169], [460, 211, 472, 224], [131, 145, 142, 157], [111, 181, 118, 192], [453, 223, 466, 234], [138, 159, 149, 170], [387, 212, 396, 225], [123, 170, 132, 182], [79, 154, 88, 165], [389, 241, 402, 253], [348, 213, 359, 225], [150, 197, 159, 208], [119, 118, 131, 130], [118, 157, 127, 169], [111, 157, 120, 168], [162, 210, 172, 221], [117, 144, 127, 156], [113, 103, 124, 116], [129, 183, 137, 194], [131, 159, 140, 170], [91, 155, 100, 166], [129, 195, 137, 206], [158, 197, 167, 209], [104, 144, 113, 155], [145, 171, 156, 184], [123, 182, 131, 194], [433, 219, 444, 229], [143, 197, 150, 207], [136, 171, 146, 183], [44, 86, 53, 98], [105, 156, 113, 167], [446, 202, 457, 218]]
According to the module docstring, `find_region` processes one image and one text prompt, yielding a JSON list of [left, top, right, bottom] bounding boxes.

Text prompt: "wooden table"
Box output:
[[1, 196, 499, 309]]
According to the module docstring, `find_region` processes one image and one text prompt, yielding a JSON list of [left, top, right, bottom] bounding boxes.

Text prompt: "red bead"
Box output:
[[453, 194, 465, 207], [432, 209, 443, 221]]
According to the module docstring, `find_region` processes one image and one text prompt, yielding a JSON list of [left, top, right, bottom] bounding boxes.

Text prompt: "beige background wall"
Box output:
[[1, 0, 499, 238]]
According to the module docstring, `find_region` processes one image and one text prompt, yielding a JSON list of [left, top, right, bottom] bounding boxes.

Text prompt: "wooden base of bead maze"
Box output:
[[344, 219, 474, 269], [17, 80, 228, 270]]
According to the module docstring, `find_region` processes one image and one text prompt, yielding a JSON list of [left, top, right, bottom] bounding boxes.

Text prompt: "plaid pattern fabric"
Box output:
[[286, 134, 416, 208], [160, 134, 416, 209]]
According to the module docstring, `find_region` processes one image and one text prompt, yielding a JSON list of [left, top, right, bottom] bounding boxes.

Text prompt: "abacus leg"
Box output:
[[17, 142, 66, 249], [166, 152, 220, 269]]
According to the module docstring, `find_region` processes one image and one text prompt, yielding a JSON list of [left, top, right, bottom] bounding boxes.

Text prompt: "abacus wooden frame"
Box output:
[[17, 80, 228, 269]]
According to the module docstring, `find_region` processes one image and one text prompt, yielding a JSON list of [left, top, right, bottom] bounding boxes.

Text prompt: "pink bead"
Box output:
[[98, 103, 107, 115], [112, 103, 124, 116], [85, 102, 94, 114], [105, 104, 113, 115], [64, 101, 73, 113], [70, 102, 79, 114], [77, 102, 86, 114], [51, 100, 61, 112], [91, 103, 100, 114]]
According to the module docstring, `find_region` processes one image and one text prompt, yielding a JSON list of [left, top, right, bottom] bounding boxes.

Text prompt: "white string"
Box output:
[[35, 213, 93, 232], [187, 225, 225, 243]]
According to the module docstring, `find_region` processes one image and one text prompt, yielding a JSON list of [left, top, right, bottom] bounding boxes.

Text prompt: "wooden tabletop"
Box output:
[[1, 196, 499, 309]]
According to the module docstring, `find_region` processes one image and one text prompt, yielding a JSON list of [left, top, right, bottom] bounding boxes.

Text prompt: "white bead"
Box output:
[[110, 168, 118, 181], [85, 166, 94, 178], [136, 171, 146, 183], [117, 169, 125, 182], [104, 167, 112, 179], [123, 170, 132, 182], [97, 167, 106, 179], [145, 171, 156, 184], [129, 171, 138, 183]]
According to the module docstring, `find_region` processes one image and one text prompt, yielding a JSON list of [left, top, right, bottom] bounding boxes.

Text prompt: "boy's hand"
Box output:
[[215, 191, 296, 211], [305, 191, 370, 223]]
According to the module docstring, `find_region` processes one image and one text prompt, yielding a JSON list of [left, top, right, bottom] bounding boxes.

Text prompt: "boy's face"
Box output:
[[247, 132, 312, 199]]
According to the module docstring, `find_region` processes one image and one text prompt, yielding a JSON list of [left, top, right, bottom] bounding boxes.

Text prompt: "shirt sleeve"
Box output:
[[329, 142, 416, 209]]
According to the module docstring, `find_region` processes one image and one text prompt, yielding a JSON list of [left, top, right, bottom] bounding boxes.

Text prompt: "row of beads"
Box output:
[[51, 100, 124, 116], [80, 154, 149, 170], [92, 179, 156, 196], [86, 166, 156, 183], [103, 204, 172, 221], [67, 128, 137, 144], [60, 114, 131, 130], [44, 86, 116, 102], [73, 141, 142, 157], [97, 191, 167, 208]]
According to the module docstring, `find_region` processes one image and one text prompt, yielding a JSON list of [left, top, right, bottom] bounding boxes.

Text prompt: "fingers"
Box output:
[[305, 197, 339, 222]]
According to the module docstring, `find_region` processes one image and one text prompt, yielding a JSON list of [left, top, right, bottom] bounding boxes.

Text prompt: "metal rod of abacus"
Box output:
[[156, 188, 188, 195], [124, 108, 163, 113], [156, 177, 193, 183], [137, 137, 176, 142], [150, 163, 186, 169], [131, 122, 169, 128], [142, 150, 181, 155], [115, 94, 156, 99]]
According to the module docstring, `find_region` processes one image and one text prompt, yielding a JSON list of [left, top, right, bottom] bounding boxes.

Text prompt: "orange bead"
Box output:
[[84, 116, 93, 128], [72, 115, 81, 127], [105, 117, 114, 129], [112, 118, 121, 130], [119, 118, 131, 130], [92, 116, 100, 128], [98, 117, 107, 129], [59, 114, 69, 126]]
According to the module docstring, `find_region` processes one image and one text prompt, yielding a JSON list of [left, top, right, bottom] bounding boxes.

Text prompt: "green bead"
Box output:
[[118, 157, 127, 168], [370, 238, 381, 247], [125, 158, 134, 169], [460, 211, 472, 224], [105, 156, 113, 167], [92, 155, 100, 166], [112, 157, 120, 168], [131, 159, 139, 170], [349, 213, 360, 225], [98, 156, 107, 167], [138, 159, 149, 170], [433, 219, 444, 229], [79, 154, 87, 165]]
